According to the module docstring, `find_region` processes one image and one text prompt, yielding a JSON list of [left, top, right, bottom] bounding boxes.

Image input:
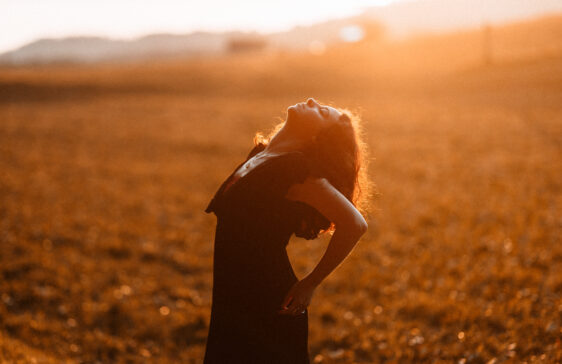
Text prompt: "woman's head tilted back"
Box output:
[[254, 98, 371, 239]]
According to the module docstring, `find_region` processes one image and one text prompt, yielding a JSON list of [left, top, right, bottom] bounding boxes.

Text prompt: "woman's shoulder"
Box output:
[[245, 143, 267, 160]]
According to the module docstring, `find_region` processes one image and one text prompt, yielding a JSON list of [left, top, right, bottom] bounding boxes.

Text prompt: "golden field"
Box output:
[[0, 15, 561, 364]]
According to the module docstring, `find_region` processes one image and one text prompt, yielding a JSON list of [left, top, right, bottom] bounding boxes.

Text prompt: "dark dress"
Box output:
[[203, 144, 328, 364]]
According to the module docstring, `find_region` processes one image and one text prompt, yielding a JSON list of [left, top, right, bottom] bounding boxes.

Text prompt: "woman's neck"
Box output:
[[264, 126, 308, 155]]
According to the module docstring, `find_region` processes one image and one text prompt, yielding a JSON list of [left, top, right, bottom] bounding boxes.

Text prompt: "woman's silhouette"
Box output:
[[203, 98, 370, 364]]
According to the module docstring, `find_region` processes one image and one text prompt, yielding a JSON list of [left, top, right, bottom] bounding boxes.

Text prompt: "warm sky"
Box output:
[[0, 0, 399, 53]]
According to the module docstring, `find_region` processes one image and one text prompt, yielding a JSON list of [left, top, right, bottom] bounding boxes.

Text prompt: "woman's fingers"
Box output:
[[292, 306, 305, 315], [280, 294, 293, 309], [290, 304, 306, 316], [279, 280, 311, 315], [278, 302, 298, 314], [277, 299, 306, 315], [281, 302, 306, 316]]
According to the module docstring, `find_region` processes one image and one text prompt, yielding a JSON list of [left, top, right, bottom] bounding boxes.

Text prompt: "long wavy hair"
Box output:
[[253, 103, 372, 239]]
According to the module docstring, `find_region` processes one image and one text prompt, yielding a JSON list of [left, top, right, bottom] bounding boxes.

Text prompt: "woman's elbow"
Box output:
[[357, 220, 368, 236], [338, 219, 367, 238]]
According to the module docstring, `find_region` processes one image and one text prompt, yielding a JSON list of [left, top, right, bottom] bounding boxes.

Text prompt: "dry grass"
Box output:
[[0, 15, 561, 364]]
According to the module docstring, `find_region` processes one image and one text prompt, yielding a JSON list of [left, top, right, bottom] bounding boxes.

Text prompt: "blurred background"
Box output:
[[0, 0, 561, 363]]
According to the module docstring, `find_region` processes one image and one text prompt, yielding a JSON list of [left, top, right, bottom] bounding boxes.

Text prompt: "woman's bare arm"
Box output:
[[285, 177, 368, 287]]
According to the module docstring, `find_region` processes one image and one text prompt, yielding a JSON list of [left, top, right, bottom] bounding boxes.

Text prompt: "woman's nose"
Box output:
[[306, 98, 316, 107]]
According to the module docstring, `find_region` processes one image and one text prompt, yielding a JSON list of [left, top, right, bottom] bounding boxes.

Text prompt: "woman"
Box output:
[[203, 98, 370, 364]]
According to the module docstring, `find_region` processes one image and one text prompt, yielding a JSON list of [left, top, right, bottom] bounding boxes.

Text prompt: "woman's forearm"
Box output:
[[303, 226, 366, 287]]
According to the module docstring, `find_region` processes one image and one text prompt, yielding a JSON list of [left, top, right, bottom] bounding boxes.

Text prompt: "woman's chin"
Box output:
[[287, 106, 297, 117]]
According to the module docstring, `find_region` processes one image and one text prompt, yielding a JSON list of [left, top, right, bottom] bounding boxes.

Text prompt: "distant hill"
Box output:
[[0, 33, 232, 65], [0, 16, 378, 65]]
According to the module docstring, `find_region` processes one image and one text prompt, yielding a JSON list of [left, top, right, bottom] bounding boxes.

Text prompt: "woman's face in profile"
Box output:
[[287, 98, 342, 136]]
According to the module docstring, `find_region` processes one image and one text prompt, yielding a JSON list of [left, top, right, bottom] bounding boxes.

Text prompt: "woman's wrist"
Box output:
[[303, 273, 323, 288]]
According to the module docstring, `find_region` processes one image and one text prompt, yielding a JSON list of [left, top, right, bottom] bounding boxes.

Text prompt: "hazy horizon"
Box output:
[[0, 0, 399, 54], [2, 0, 562, 54]]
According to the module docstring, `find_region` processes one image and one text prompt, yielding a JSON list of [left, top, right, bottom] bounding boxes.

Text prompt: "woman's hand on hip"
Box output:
[[277, 277, 317, 316]]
